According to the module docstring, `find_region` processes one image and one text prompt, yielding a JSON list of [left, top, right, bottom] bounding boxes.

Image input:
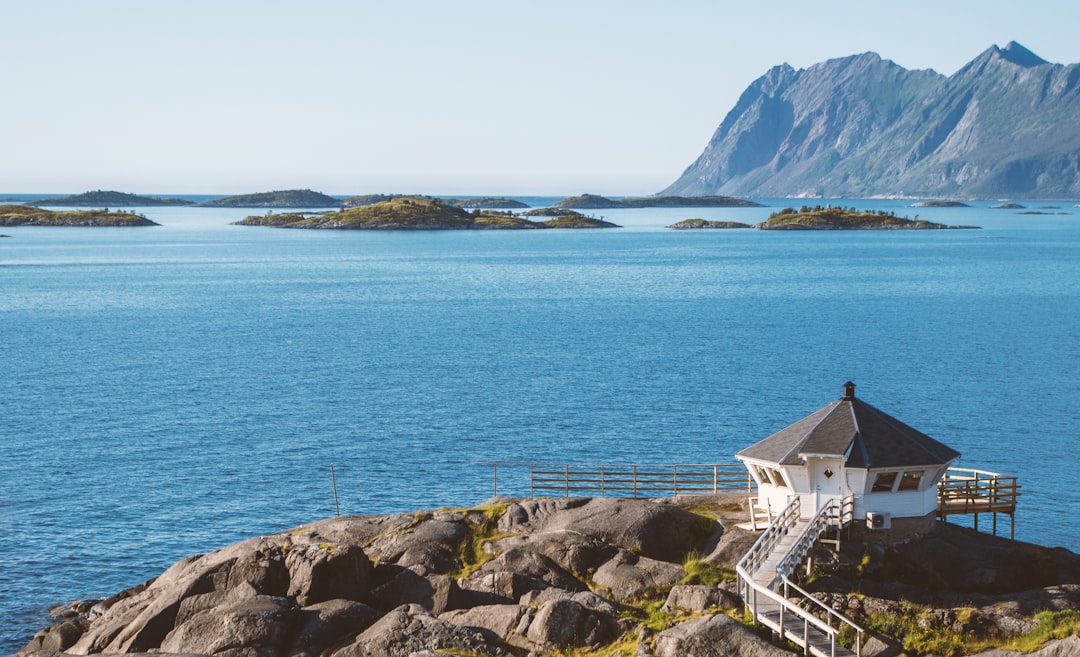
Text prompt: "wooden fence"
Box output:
[[937, 467, 1020, 538], [478, 462, 753, 498]]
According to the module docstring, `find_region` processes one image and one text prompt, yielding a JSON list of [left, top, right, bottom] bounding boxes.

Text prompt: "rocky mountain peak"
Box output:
[[663, 42, 1080, 199], [997, 41, 1049, 68]]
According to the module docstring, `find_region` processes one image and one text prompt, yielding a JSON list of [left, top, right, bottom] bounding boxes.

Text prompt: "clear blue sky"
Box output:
[[3, 1, 1077, 195]]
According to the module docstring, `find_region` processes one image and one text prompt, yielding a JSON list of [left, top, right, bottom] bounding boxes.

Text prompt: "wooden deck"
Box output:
[[937, 467, 1019, 539]]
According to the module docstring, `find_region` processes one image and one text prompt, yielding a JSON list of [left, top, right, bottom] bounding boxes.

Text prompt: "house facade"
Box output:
[[735, 382, 961, 523]]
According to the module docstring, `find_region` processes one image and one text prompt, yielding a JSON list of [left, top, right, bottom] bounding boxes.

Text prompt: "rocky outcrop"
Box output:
[[16, 496, 1080, 657]]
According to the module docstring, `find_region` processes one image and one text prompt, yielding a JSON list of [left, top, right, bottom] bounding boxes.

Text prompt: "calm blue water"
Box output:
[[2, 199, 1078, 652]]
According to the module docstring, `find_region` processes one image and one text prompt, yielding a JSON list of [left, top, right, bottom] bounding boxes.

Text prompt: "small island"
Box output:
[[992, 203, 1026, 209], [668, 219, 752, 229], [520, 207, 590, 217], [24, 190, 193, 207], [911, 200, 971, 208], [453, 198, 530, 209], [755, 206, 979, 230], [201, 189, 341, 208], [0, 205, 159, 226], [233, 198, 618, 230], [554, 193, 763, 209]]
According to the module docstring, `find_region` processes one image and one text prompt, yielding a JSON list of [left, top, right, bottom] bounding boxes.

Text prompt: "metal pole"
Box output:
[[330, 463, 340, 517], [493, 462, 498, 497]]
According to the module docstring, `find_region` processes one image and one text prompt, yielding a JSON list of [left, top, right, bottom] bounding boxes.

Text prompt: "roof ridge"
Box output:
[[856, 399, 955, 462], [848, 399, 869, 463], [777, 398, 842, 463]]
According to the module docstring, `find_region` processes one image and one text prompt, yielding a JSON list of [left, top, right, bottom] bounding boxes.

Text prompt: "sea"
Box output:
[[1, 196, 1078, 652]]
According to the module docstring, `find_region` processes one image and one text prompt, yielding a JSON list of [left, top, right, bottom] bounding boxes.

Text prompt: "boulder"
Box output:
[[18, 618, 89, 653], [333, 604, 508, 657], [520, 587, 619, 616], [158, 595, 295, 657], [457, 570, 543, 605], [439, 604, 528, 639], [475, 546, 587, 593], [498, 498, 713, 563], [286, 599, 383, 657], [592, 549, 685, 600], [370, 567, 462, 614], [486, 530, 617, 577], [651, 614, 794, 657], [662, 584, 741, 612], [524, 598, 619, 649], [284, 543, 372, 606]]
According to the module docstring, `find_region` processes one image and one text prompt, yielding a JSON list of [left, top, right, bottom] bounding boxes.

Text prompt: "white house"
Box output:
[[735, 382, 960, 525]]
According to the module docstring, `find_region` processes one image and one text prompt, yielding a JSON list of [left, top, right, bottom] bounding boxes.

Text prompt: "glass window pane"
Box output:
[[872, 472, 897, 492]]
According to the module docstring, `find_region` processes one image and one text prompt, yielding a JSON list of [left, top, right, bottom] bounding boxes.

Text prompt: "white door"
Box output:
[[810, 458, 843, 513]]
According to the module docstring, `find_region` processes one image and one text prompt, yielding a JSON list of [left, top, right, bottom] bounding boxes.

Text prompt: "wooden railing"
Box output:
[[737, 497, 863, 657], [938, 467, 1019, 539], [939, 467, 1019, 512], [737, 498, 862, 657], [775, 495, 853, 581], [477, 462, 753, 498]]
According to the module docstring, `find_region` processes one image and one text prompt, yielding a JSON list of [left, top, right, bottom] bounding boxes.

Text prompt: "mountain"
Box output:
[[663, 42, 1080, 199]]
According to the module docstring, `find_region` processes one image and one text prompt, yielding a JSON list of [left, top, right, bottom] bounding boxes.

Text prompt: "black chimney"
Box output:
[[843, 381, 856, 400]]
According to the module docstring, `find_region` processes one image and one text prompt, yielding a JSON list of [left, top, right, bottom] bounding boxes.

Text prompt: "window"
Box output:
[[898, 470, 923, 491], [767, 468, 786, 488], [871, 472, 897, 492]]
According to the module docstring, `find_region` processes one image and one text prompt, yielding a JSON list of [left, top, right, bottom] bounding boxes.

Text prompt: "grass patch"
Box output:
[[1004, 610, 1080, 652], [449, 502, 516, 578], [680, 553, 736, 586]]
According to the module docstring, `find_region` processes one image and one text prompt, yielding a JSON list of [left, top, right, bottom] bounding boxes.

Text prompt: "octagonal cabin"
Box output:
[[735, 382, 960, 524]]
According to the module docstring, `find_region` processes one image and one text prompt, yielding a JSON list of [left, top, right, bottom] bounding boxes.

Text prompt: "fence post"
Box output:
[[529, 464, 534, 498], [565, 464, 569, 497], [673, 465, 678, 494], [493, 462, 498, 497], [601, 464, 606, 497], [633, 465, 638, 498]]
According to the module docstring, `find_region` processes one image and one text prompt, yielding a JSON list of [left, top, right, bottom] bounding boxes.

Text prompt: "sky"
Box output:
[[3, 1, 1079, 196]]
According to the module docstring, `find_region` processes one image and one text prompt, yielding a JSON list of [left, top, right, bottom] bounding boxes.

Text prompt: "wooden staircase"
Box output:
[[736, 497, 863, 657]]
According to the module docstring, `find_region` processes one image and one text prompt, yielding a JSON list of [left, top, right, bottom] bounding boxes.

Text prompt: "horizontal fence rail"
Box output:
[[938, 467, 1020, 512], [478, 462, 753, 499]]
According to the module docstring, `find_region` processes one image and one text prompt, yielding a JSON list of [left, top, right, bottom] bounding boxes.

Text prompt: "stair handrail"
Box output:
[[736, 496, 801, 581], [774, 495, 852, 580], [737, 495, 863, 657], [782, 575, 865, 657]]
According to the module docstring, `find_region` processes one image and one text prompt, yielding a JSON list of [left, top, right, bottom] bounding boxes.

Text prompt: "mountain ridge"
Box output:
[[663, 42, 1080, 199]]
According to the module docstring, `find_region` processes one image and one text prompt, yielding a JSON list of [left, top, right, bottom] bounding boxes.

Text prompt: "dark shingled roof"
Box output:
[[736, 383, 961, 469]]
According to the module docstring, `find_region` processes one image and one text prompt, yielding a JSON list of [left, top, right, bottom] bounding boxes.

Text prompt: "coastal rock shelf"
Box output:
[[18, 496, 1080, 657]]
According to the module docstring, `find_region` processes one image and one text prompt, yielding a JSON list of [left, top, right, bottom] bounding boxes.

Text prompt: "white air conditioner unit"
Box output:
[[866, 512, 891, 530]]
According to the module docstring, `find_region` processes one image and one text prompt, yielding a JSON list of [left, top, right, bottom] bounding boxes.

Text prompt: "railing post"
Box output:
[[529, 463, 534, 497], [565, 464, 569, 497], [673, 464, 678, 494], [601, 464, 606, 497], [492, 462, 498, 497], [633, 465, 638, 498]]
